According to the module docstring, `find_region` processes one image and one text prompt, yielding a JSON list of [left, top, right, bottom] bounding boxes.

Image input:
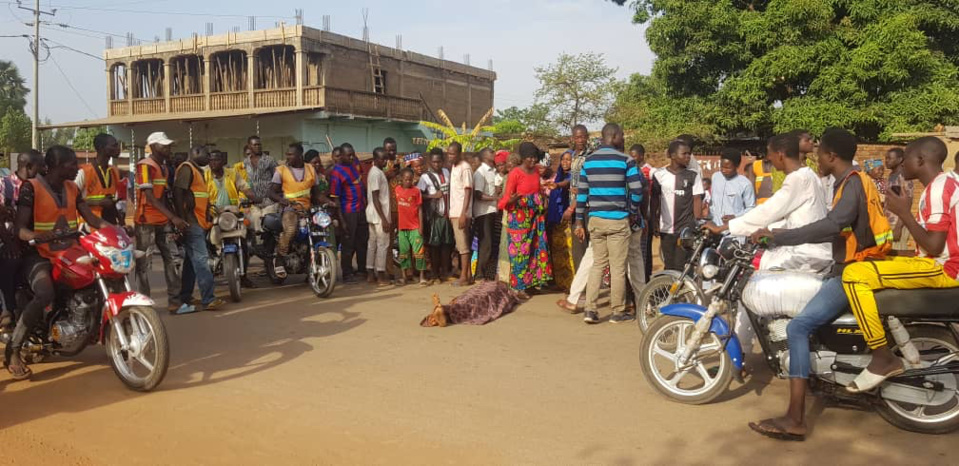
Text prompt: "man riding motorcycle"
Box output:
[[205, 150, 258, 289], [267, 142, 324, 278], [748, 128, 893, 441], [6, 145, 110, 380]]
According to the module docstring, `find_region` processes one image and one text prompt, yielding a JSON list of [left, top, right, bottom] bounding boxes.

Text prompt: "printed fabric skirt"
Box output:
[[506, 194, 552, 291], [548, 221, 574, 292]]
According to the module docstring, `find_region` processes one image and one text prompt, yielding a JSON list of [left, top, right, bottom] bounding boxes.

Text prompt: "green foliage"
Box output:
[[492, 104, 556, 137], [534, 52, 618, 131], [0, 109, 32, 154], [608, 0, 959, 142], [73, 127, 106, 151], [415, 109, 520, 152], [0, 60, 28, 117], [40, 119, 72, 148]]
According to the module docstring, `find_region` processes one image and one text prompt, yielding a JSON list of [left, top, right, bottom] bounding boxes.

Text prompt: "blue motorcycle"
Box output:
[[259, 204, 337, 298]]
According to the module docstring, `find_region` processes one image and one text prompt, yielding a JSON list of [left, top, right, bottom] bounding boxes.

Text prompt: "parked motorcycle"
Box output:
[[256, 205, 336, 298], [636, 225, 715, 332], [639, 236, 959, 434], [4, 226, 169, 391], [208, 203, 248, 302]]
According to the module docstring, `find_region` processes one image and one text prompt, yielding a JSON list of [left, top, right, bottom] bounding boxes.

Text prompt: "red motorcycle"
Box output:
[[11, 225, 169, 391]]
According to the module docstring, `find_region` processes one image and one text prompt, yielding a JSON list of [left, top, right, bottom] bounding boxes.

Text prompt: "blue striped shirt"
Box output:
[[575, 147, 645, 223]]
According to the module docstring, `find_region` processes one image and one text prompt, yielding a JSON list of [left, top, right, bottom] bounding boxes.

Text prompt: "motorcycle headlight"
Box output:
[[313, 211, 332, 228], [95, 243, 133, 274], [699, 248, 721, 278], [718, 236, 740, 260], [218, 212, 239, 231]]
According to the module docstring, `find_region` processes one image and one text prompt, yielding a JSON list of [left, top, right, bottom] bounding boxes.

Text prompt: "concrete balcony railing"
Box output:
[[109, 87, 424, 121]]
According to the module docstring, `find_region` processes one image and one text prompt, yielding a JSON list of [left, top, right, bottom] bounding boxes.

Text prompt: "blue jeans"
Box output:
[[179, 224, 216, 306], [786, 276, 848, 378]]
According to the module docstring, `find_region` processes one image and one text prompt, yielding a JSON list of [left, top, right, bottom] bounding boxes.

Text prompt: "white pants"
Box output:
[[367, 223, 390, 273], [567, 246, 594, 305]]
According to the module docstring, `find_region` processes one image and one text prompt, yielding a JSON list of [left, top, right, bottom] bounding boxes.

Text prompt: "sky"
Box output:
[[0, 0, 655, 126]]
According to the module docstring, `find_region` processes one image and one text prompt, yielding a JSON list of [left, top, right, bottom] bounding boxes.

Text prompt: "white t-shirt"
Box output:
[[473, 163, 498, 217], [653, 167, 704, 234], [449, 161, 473, 219], [417, 168, 450, 217], [365, 165, 391, 224]]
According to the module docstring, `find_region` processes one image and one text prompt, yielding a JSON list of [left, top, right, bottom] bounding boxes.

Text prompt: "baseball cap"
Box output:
[[146, 132, 174, 146]]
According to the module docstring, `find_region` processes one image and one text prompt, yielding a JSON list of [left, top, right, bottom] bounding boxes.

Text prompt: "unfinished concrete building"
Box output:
[[54, 25, 496, 160]]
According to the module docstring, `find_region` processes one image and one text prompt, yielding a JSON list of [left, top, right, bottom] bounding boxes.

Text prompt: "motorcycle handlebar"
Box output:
[[28, 229, 81, 246]]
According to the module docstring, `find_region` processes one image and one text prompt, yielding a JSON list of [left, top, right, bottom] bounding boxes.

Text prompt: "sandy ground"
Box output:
[[1, 257, 956, 465]]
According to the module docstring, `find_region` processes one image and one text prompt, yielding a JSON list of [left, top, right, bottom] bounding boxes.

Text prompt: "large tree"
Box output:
[[0, 60, 28, 117], [534, 52, 618, 131], [0, 110, 32, 154], [608, 0, 959, 141]]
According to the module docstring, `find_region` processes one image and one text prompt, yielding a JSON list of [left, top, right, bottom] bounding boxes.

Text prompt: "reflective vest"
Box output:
[[29, 176, 79, 259], [178, 161, 212, 230], [204, 167, 240, 207], [79, 163, 119, 219], [753, 160, 773, 204], [833, 170, 893, 263], [135, 156, 170, 225], [277, 164, 315, 209]]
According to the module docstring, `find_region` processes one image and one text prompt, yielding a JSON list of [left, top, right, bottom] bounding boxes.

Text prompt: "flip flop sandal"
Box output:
[[418, 280, 430, 287], [6, 363, 32, 381], [748, 419, 805, 442], [846, 366, 905, 393], [555, 299, 579, 313]]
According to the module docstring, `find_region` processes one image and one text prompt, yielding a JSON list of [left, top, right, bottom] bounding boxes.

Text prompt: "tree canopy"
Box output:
[[608, 0, 959, 143], [534, 52, 618, 132], [0, 60, 28, 117]]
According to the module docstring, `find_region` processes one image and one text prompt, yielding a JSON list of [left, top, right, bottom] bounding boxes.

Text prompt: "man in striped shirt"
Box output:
[[574, 123, 645, 324], [330, 143, 368, 282]]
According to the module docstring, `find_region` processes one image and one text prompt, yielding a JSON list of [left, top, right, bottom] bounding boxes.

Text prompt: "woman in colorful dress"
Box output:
[[546, 150, 574, 292], [498, 142, 552, 300]]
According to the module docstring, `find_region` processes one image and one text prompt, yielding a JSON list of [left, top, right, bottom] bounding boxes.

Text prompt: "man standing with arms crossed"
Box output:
[[134, 132, 188, 313], [574, 123, 645, 324]]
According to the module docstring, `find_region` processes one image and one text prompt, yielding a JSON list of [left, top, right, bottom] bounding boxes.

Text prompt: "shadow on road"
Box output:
[[0, 276, 387, 431]]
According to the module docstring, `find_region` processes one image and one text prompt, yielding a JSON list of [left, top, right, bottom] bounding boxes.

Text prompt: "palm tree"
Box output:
[[413, 108, 520, 151], [0, 60, 28, 115]]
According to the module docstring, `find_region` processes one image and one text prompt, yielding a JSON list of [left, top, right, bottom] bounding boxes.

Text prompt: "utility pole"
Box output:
[[18, 0, 56, 149]]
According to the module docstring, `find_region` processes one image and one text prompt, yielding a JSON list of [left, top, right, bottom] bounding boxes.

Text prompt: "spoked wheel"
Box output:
[[309, 248, 337, 298], [640, 316, 732, 405], [636, 275, 706, 333], [224, 253, 242, 302], [105, 306, 169, 392], [877, 326, 959, 434]]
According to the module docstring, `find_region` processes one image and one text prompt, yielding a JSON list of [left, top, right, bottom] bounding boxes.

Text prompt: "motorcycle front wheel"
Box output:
[[105, 306, 170, 392], [310, 248, 337, 298], [636, 274, 706, 333], [224, 253, 242, 302], [876, 325, 959, 434], [640, 315, 732, 405]]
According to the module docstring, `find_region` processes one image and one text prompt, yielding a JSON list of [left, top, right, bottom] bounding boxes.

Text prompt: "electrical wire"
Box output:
[[42, 37, 102, 61], [47, 51, 98, 118]]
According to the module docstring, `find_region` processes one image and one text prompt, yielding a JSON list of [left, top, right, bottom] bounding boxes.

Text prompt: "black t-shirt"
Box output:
[[173, 164, 198, 225]]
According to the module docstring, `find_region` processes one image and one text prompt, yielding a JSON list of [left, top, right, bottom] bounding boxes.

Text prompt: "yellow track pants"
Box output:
[[842, 257, 959, 349]]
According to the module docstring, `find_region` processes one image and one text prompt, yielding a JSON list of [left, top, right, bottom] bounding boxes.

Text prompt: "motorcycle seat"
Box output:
[[875, 288, 959, 318]]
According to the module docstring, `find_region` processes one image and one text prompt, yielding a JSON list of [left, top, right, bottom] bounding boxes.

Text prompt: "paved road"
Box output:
[[0, 264, 956, 464]]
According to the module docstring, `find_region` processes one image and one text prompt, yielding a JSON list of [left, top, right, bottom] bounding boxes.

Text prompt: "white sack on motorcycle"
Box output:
[[742, 271, 825, 318]]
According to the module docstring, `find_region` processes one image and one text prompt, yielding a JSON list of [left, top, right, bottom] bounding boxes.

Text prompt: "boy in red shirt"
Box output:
[[395, 168, 427, 285]]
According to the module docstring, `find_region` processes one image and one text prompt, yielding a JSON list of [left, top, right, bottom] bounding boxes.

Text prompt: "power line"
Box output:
[[42, 37, 102, 61], [47, 51, 98, 118], [29, 3, 295, 19]]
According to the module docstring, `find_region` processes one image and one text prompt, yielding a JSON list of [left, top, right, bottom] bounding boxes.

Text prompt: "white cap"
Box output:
[[146, 132, 174, 146]]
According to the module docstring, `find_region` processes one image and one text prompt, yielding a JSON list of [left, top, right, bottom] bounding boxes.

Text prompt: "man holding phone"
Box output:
[[884, 147, 914, 255]]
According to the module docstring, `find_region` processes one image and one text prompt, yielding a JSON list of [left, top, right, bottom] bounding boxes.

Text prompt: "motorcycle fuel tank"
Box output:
[[51, 244, 97, 289], [742, 270, 824, 318]]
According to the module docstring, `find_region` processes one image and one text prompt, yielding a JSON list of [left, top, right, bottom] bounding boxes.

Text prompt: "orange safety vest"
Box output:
[[833, 170, 893, 263], [178, 161, 212, 230], [29, 177, 79, 260], [79, 163, 119, 219], [277, 164, 316, 209], [753, 160, 773, 204], [135, 157, 170, 225]]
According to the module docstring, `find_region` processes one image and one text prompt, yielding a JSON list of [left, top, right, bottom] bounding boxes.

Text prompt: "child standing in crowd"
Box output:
[[395, 168, 427, 286], [652, 140, 703, 271], [419, 150, 453, 284], [709, 149, 755, 227], [366, 148, 392, 286]]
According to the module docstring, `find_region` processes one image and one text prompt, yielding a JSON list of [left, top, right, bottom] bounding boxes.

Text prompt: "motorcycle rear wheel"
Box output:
[[224, 253, 242, 302], [637, 274, 706, 334], [310, 248, 337, 298], [640, 315, 732, 405], [105, 306, 169, 392], [876, 325, 959, 434]]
